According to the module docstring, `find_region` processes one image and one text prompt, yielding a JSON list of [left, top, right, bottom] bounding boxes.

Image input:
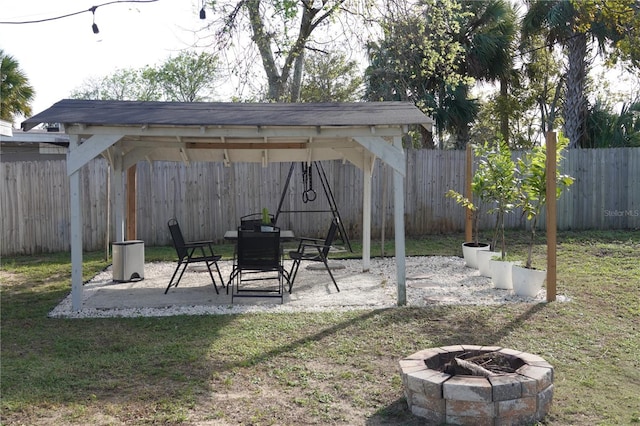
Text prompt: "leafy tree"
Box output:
[[365, 0, 517, 149], [156, 51, 219, 102], [475, 33, 565, 149], [517, 133, 574, 268], [299, 51, 363, 102], [71, 67, 161, 101], [0, 49, 35, 122], [478, 138, 518, 259], [572, 0, 640, 69], [71, 51, 219, 102], [365, 0, 471, 147], [205, 0, 361, 102]]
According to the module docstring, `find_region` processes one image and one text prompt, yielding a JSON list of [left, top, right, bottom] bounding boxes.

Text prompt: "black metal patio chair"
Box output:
[[239, 212, 275, 231], [228, 227, 288, 303], [288, 218, 340, 293], [165, 218, 224, 294]]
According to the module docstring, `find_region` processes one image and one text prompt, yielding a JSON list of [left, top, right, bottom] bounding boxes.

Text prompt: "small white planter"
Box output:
[[490, 259, 517, 289], [512, 265, 546, 297], [477, 250, 501, 277], [462, 242, 490, 269]]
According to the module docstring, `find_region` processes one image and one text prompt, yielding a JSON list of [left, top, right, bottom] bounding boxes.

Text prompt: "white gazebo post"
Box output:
[[393, 136, 406, 306], [111, 151, 125, 242], [68, 135, 84, 311], [66, 133, 123, 311], [353, 134, 407, 306], [362, 154, 374, 272]]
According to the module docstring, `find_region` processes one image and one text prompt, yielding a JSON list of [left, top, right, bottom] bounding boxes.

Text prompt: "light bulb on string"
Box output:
[[90, 6, 99, 34], [199, 0, 206, 19]]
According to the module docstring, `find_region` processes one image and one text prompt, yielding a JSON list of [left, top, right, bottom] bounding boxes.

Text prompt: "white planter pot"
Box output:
[[462, 242, 490, 269], [477, 250, 501, 277], [512, 265, 546, 297], [490, 259, 516, 289]]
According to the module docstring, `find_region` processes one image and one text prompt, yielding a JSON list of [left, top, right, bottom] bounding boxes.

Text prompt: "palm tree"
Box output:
[[521, 0, 638, 148], [449, 0, 518, 148], [0, 50, 35, 123], [586, 100, 640, 147]]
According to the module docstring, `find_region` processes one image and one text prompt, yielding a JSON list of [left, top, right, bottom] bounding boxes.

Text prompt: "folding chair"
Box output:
[[240, 212, 275, 231], [228, 227, 288, 303], [165, 218, 224, 294], [288, 218, 340, 293]]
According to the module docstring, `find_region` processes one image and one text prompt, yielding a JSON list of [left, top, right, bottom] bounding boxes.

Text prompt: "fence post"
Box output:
[[546, 132, 557, 302], [465, 144, 473, 242]]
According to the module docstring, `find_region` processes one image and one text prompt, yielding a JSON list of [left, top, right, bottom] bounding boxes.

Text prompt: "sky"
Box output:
[[1, 0, 207, 125]]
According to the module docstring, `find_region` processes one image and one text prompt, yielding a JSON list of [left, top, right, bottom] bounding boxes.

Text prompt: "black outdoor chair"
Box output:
[[228, 227, 288, 303], [239, 212, 275, 231], [165, 218, 224, 294], [288, 218, 340, 293]]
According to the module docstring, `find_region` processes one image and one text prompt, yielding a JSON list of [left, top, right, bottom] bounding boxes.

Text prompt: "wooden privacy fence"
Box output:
[[1, 148, 639, 255]]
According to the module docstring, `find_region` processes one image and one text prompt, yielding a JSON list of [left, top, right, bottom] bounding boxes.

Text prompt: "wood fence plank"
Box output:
[[2, 148, 639, 254]]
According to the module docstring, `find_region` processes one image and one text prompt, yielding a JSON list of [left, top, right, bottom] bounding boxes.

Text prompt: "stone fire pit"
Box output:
[[399, 345, 554, 425]]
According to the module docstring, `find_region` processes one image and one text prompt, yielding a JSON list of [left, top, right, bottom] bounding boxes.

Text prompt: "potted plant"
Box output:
[[446, 145, 492, 268], [471, 139, 520, 286], [260, 207, 274, 232], [512, 134, 574, 296]]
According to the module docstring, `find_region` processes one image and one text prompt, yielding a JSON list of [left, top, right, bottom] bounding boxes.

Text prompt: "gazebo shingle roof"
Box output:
[[22, 99, 432, 130]]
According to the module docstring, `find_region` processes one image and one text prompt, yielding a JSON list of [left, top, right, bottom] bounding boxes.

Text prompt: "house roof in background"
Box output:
[[1, 119, 12, 137], [1, 129, 69, 145]]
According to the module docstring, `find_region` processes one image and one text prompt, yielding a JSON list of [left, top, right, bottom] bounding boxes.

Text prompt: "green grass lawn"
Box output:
[[1, 230, 639, 425]]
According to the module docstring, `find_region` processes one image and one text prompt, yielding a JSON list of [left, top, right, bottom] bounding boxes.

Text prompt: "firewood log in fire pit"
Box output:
[[443, 351, 517, 377], [444, 357, 496, 377]]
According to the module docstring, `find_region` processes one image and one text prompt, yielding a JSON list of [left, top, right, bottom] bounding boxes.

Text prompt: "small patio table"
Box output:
[[224, 230, 296, 241]]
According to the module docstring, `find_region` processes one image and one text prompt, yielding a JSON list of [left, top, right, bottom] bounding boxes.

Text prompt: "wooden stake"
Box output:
[[465, 143, 473, 242], [546, 132, 557, 302]]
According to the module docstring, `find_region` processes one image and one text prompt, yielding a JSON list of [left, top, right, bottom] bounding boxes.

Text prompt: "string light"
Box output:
[[0, 1, 160, 34], [90, 6, 99, 34], [199, 0, 206, 20]]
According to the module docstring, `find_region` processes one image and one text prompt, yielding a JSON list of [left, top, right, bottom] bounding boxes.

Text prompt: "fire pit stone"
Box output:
[[399, 345, 554, 425]]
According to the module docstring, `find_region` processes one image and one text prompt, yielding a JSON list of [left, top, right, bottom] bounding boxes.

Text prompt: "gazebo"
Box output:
[[22, 99, 434, 311]]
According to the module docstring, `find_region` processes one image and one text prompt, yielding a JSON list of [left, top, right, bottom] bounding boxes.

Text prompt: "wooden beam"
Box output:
[[185, 142, 308, 149], [546, 132, 557, 302], [65, 124, 407, 139], [353, 136, 405, 176], [465, 143, 473, 242], [67, 134, 122, 175]]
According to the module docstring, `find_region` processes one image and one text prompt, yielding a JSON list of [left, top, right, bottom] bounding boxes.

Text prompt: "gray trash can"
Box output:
[[112, 240, 145, 282]]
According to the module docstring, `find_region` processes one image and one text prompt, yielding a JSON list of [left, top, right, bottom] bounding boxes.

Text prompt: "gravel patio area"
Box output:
[[48, 256, 551, 319]]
